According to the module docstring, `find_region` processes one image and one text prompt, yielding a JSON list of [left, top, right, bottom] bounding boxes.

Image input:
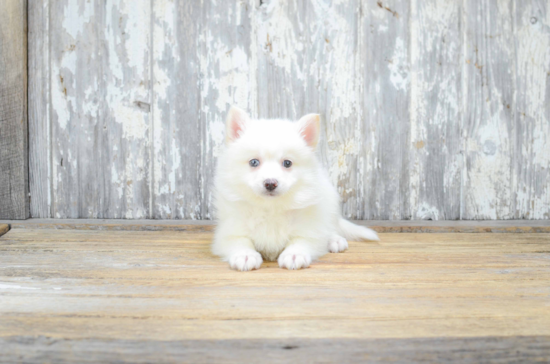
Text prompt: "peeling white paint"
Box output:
[[0, 284, 40, 290], [388, 37, 409, 91], [257, 0, 305, 81], [306, 0, 362, 192], [32, 0, 550, 220], [463, 0, 516, 220], [62, 1, 94, 40], [111, 162, 123, 199], [124, 1, 149, 76], [514, 5, 550, 218], [410, 0, 462, 220], [200, 4, 255, 165], [416, 202, 440, 220], [152, 0, 174, 205], [52, 49, 77, 131], [213, 46, 251, 113]]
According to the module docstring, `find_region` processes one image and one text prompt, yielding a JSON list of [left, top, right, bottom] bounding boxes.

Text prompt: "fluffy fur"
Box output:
[[212, 106, 379, 271]]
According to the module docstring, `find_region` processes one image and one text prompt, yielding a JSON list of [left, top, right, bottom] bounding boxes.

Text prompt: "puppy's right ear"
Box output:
[[226, 106, 250, 144], [297, 113, 320, 148]]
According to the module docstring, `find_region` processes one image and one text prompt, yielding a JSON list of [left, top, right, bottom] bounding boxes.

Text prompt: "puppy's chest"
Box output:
[[245, 211, 293, 257]]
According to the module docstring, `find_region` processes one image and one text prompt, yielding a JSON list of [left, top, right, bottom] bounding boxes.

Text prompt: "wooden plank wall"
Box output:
[[0, 0, 28, 219], [27, 0, 550, 220]]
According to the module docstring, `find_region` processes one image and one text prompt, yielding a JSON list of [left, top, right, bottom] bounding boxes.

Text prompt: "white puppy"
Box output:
[[212, 106, 379, 271]]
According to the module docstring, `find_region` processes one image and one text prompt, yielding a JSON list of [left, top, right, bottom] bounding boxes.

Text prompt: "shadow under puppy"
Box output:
[[212, 106, 379, 271]]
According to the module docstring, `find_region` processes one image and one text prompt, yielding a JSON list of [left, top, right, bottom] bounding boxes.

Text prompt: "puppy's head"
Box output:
[[217, 106, 320, 204]]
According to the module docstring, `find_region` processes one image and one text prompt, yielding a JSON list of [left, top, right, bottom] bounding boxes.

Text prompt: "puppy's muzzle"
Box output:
[[264, 179, 278, 191]]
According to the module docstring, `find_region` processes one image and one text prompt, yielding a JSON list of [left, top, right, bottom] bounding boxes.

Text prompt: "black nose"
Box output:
[[264, 179, 278, 191]]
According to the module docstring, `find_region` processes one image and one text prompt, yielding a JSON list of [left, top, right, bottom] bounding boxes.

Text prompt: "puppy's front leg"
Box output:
[[278, 239, 316, 270], [216, 237, 263, 272]]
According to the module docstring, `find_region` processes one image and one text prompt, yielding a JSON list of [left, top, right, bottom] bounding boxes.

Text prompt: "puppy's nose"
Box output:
[[264, 179, 278, 191]]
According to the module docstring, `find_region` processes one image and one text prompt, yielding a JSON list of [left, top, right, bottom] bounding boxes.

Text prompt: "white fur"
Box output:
[[212, 106, 379, 271], [328, 235, 349, 253]]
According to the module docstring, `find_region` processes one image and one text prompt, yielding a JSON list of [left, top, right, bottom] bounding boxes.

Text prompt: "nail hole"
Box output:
[[530, 17, 537, 24], [282, 345, 298, 350]]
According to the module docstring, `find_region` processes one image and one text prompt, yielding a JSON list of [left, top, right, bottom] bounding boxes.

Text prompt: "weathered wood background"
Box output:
[[28, 0, 550, 220], [0, 0, 28, 219]]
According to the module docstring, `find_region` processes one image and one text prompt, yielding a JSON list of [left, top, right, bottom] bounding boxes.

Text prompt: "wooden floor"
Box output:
[[1, 226, 549, 362]]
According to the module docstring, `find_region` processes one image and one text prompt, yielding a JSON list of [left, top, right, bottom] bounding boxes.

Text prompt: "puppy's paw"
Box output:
[[328, 235, 348, 253], [278, 248, 312, 270], [228, 249, 263, 271]]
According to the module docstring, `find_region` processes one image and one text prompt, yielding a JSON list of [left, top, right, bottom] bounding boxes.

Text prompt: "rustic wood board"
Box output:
[[0, 229, 549, 361], [46, 0, 152, 219], [1, 219, 549, 233], [0, 0, 28, 219], [28, 0, 51, 218], [1, 336, 549, 363], [463, 0, 516, 219], [152, 0, 202, 219], [410, 0, 462, 220], [360, 0, 411, 220], [27, 1, 550, 220], [514, 2, 550, 219]]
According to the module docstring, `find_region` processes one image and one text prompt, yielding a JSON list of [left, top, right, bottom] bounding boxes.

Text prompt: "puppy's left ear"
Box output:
[[226, 106, 250, 144], [297, 113, 320, 148]]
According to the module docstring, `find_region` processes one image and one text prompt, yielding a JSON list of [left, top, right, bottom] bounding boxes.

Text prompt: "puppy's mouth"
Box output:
[[263, 191, 280, 197]]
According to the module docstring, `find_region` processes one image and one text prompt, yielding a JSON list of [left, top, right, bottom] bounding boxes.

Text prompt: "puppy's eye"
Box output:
[[249, 159, 260, 167], [283, 160, 292, 168]]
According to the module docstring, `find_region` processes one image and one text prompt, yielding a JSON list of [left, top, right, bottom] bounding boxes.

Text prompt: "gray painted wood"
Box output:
[[463, 0, 516, 219], [361, 0, 411, 220], [0, 0, 28, 220], [152, 1, 202, 219], [49, 0, 102, 218], [1, 218, 549, 233], [1, 336, 549, 363], [410, 0, 462, 220], [28, 0, 51, 219], [255, 0, 307, 121], [100, 0, 152, 219], [514, 1, 550, 219], [27, 0, 550, 220], [47, 0, 152, 218]]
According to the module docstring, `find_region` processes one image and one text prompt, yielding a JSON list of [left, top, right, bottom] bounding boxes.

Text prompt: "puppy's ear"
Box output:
[[226, 106, 250, 144], [297, 113, 320, 148]]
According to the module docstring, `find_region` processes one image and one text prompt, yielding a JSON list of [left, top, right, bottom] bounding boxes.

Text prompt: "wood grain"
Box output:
[[0, 229, 549, 361], [0, 0, 28, 219], [463, 0, 516, 219], [1, 218, 549, 233], [514, 1, 550, 219], [47, 0, 152, 219], [28, 0, 51, 218], [360, 0, 411, 220], [101, 0, 152, 219], [410, 0, 462, 220], [26, 0, 550, 220], [49, 0, 98, 218], [152, 0, 202, 219], [1, 336, 549, 363]]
